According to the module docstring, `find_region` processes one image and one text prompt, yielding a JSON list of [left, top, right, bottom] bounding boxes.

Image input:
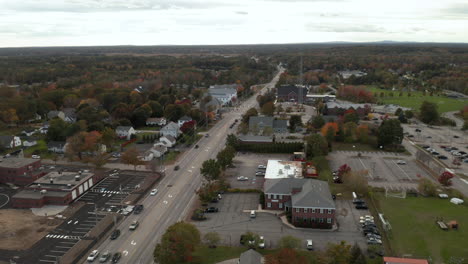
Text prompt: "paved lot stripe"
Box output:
[[39, 259, 56, 263]]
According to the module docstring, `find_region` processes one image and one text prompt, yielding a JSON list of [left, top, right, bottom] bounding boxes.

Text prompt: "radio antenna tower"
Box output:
[[298, 56, 303, 105]]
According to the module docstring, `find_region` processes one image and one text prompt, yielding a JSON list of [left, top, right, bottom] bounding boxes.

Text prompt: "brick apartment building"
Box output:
[[0, 158, 45, 186], [264, 178, 336, 229], [12, 171, 105, 208]]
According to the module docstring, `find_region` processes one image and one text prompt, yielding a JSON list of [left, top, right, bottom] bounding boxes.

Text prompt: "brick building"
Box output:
[[264, 178, 336, 229], [0, 158, 44, 186], [12, 171, 104, 208], [323, 101, 370, 117]]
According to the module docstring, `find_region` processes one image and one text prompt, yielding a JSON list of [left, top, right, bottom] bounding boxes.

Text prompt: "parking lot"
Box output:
[[225, 153, 291, 189], [17, 169, 152, 264], [329, 151, 431, 190], [192, 193, 368, 251]]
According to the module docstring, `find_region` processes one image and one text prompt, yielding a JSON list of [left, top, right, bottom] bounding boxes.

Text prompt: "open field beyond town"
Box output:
[[376, 195, 468, 263], [366, 87, 467, 113]]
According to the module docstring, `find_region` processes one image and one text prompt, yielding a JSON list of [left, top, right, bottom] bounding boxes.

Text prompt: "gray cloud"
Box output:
[[443, 3, 468, 15], [236, 11, 248, 15]]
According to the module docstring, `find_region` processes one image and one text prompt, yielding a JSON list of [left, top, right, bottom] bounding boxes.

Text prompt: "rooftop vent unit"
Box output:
[[67, 184, 72, 187], [40, 189, 47, 194], [278, 169, 283, 175], [75, 175, 80, 181], [50, 179, 54, 184]]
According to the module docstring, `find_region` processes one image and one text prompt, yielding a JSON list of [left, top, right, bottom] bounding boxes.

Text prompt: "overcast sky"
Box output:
[[1, 0, 467, 47]]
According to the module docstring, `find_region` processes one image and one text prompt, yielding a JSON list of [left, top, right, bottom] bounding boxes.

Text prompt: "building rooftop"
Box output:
[[238, 135, 273, 143], [265, 160, 303, 179], [292, 180, 335, 209], [28, 171, 94, 190], [0, 158, 38, 169], [13, 189, 69, 200]]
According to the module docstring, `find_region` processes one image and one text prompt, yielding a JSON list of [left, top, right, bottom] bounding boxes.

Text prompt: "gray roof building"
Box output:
[[249, 116, 288, 133]]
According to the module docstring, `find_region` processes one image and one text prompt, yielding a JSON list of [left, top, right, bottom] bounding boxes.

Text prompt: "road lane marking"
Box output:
[[461, 179, 468, 185], [123, 250, 129, 256], [168, 194, 172, 198], [163, 200, 168, 204], [131, 240, 137, 245]]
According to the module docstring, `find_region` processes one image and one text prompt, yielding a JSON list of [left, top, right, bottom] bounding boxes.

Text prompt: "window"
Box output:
[[327, 218, 332, 223], [304, 208, 308, 213], [279, 195, 283, 199], [320, 209, 324, 214], [295, 216, 300, 222], [295, 208, 300, 213], [303, 218, 307, 223], [319, 218, 324, 223], [328, 209, 332, 214], [279, 203, 283, 209], [312, 208, 316, 213], [273, 194, 277, 199], [311, 217, 316, 223], [267, 203, 271, 208]]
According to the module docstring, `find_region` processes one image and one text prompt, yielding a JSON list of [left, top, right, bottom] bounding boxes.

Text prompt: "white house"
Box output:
[[146, 117, 167, 126], [160, 122, 181, 138], [47, 110, 65, 120], [150, 144, 168, 158], [47, 141, 67, 153], [116, 126, 136, 140], [62, 108, 77, 123], [22, 137, 38, 147], [159, 135, 176, 148], [178, 116, 192, 127], [208, 84, 238, 106], [141, 150, 154, 161], [0, 136, 22, 149], [22, 129, 36, 137]]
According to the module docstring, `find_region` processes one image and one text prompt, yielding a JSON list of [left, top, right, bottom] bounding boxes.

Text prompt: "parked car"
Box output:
[[396, 160, 406, 165], [205, 133, 210, 137], [255, 171, 265, 176], [129, 221, 139, 230], [32, 155, 41, 159], [353, 199, 365, 204], [195, 145, 199, 149], [367, 237, 382, 245], [150, 189, 158, 195], [99, 251, 110, 263], [205, 207, 219, 213], [259, 236, 265, 249], [87, 250, 99, 262], [112, 252, 121, 263], [333, 176, 343, 184], [174, 165, 180, 171], [306, 239, 313, 250], [110, 229, 120, 240], [356, 204, 368, 210], [134, 204, 143, 214], [257, 165, 266, 169], [237, 176, 249, 181], [438, 155, 448, 160], [454, 135, 460, 138]]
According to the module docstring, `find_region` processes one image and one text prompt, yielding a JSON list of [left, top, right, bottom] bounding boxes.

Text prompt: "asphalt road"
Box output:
[[87, 67, 284, 264]]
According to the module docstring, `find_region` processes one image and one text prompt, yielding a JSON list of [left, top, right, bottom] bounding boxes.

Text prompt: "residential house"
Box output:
[[141, 150, 154, 161], [264, 178, 336, 229], [27, 113, 42, 123], [160, 122, 181, 138], [277, 85, 308, 103], [323, 101, 370, 117], [338, 70, 367, 79], [239, 249, 264, 264], [146, 117, 167, 126], [22, 137, 38, 147], [208, 84, 238, 106], [115, 126, 136, 140], [248, 116, 288, 134], [22, 128, 36, 137], [62, 108, 77, 123], [201, 96, 222, 114], [47, 110, 65, 120], [133, 86, 147, 93], [150, 144, 168, 158], [0, 136, 22, 149], [159, 135, 176, 148], [47, 141, 67, 153], [178, 116, 193, 127]]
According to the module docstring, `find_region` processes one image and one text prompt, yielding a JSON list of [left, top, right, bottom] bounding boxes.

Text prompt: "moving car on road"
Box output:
[[112, 252, 121, 263], [129, 221, 139, 231], [99, 251, 110, 263], [110, 229, 120, 240], [237, 176, 249, 181], [87, 250, 99, 262], [150, 189, 158, 195], [205, 207, 219, 213]]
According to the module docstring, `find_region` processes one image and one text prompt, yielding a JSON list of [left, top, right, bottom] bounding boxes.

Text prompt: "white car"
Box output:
[[259, 236, 265, 249], [150, 189, 158, 196], [396, 160, 406, 165], [257, 165, 266, 169], [31, 155, 41, 159], [87, 250, 99, 262], [237, 176, 249, 181]]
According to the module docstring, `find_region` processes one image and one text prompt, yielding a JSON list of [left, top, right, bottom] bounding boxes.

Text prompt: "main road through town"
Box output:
[[88, 67, 284, 264]]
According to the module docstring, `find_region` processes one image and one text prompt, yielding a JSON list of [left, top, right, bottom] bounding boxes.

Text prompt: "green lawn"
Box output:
[[366, 87, 467, 113], [191, 246, 247, 264], [163, 150, 181, 165], [376, 195, 468, 262]]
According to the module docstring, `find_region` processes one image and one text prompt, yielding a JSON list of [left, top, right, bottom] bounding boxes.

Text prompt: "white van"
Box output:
[[250, 210, 256, 218], [306, 239, 313, 250]]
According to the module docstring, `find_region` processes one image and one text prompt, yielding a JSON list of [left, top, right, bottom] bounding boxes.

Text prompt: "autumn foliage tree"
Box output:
[[438, 171, 454, 186], [153, 222, 200, 264], [121, 147, 145, 170], [321, 122, 339, 137], [337, 85, 375, 103]]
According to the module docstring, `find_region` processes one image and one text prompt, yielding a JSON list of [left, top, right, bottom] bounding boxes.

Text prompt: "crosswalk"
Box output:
[[90, 189, 129, 195], [45, 234, 81, 240]]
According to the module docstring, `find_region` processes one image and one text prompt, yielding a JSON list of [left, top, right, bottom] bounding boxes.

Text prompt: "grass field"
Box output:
[[191, 246, 249, 264], [366, 87, 467, 113], [376, 195, 468, 262]]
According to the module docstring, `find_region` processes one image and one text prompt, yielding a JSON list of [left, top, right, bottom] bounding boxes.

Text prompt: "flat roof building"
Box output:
[[12, 171, 103, 208], [0, 158, 44, 186], [265, 160, 303, 179]]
